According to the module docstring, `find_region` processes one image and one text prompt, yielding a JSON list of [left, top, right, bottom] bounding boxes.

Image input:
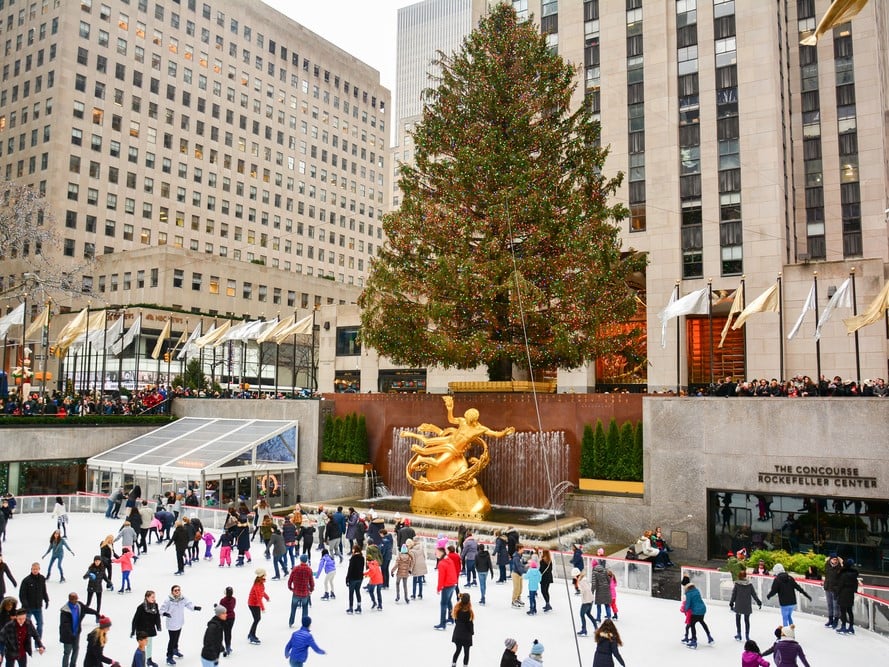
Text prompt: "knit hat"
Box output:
[[400, 545, 409, 554], [98, 616, 112, 629], [504, 638, 517, 650], [214, 604, 227, 616], [680, 575, 691, 587], [597, 548, 605, 556], [771, 563, 785, 575], [529, 560, 538, 568], [93, 555, 102, 561], [302, 616, 312, 628], [781, 625, 795, 639], [530, 640, 544, 656], [300, 554, 309, 563], [255, 568, 267, 577]]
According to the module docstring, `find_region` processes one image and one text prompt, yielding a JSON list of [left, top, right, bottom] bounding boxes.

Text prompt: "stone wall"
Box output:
[[567, 396, 889, 562], [0, 425, 156, 461]]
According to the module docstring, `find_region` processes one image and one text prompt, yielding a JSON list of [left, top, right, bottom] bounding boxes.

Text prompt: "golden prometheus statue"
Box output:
[[402, 395, 515, 520]]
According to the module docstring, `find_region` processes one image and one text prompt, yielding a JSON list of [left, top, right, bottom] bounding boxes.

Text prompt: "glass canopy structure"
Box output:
[[86, 417, 299, 508]]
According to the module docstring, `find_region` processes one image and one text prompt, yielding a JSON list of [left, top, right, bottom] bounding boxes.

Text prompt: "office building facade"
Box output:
[[0, 0, 390, 325]]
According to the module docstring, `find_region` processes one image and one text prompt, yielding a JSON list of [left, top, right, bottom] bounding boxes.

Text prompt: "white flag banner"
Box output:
[[814, 278, 852, 342], [71, 310, 108, 350], [109, 316, 141, 357], [24, 304, 51, 342], [195, 320, 231, 349], [220, 319, 258, 343], [659, 288, 710, 347], [177, 321, 203, 360], [787, 282, 816, 340], [0, 303, 26, 339], [659, 290, 677, 349], [95, 315, 124, 352]]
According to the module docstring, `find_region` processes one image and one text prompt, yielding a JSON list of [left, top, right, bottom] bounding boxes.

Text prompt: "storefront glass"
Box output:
[[708, 489, 889, 572]]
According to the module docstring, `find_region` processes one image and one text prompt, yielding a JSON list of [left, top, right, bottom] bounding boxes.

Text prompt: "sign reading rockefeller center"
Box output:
[[758, 464, 877, 489]]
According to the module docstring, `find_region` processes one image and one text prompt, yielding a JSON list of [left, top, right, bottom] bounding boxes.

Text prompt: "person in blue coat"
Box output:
[[683, 581, 713, 649], [284, 616, 325, 667]]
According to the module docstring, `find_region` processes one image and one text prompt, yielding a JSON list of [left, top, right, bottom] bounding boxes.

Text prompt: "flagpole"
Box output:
[[100, 308, 109, 397], [312, 306, 319, 393], [777, 273, 784, 382], [850, 268, 860, 385], [291, 309, 298, 395], [40, 299, 51, 409], [20, 291, 27, 401], [210, 318, 217, 387], [740, 275, 747, 378], [116, 309, 126, 393], [674, 281, 680, 395], [83, 301, 90, 396], [813, 271, 821, 383], [707, 279, 714, 388], [274, 312, 280, 396], [134, 310, 142, 393]]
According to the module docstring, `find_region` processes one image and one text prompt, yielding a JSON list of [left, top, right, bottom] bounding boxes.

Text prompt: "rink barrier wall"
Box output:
[[682, 565, 889, 639]]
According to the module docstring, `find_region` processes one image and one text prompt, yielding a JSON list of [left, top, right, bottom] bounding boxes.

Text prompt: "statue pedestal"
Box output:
[[410, 485, 492, 522]]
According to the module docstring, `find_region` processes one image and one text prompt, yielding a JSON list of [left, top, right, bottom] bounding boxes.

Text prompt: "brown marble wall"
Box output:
[[324, 392, 643, 504]]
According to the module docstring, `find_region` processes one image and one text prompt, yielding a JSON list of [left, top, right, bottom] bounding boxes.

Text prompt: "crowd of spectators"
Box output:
[[706, 374, 887, 397]]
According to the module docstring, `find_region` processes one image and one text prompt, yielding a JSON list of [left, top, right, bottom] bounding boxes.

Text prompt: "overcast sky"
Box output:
[[262, 0, 417, 95]]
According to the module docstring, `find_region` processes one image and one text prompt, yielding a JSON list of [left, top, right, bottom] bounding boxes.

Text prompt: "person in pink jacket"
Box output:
[[741, 640, 769, 667], [607, 570, 619, 620], [113, 546, 135, 593]]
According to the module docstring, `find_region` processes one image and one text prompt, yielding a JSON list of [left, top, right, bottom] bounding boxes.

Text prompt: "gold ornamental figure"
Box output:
[[403, 396, 515, 520]]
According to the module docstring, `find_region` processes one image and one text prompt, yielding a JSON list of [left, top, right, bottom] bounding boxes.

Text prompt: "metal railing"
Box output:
[[682, 565, 889, 639]]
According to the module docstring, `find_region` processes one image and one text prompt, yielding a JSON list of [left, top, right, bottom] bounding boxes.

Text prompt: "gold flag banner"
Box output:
[[151, 318, 172, 360], [54, 308, 89, 356], [719, 285, 744, 348], [732, 283, 779, 330], [844, 279, 889, 335], [24, 304, 50, 341], [800, 0, 868, 46], [194, 320, 232, 349]]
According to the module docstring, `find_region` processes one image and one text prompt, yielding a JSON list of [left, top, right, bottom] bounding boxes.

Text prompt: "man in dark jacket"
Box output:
[[396, 518, 415, 549], [165, 521, 190, 575], [836, 557, 860, 634], [200, 605, 227, 666], [59, 592, 98, 667], [2, 608, 46, 667], [822, 552, 843, 628], [18, 563, 49, 639]]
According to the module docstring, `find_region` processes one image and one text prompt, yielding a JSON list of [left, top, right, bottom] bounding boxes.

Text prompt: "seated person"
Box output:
[[634, 530, 669, 569], [652, 527, 675, 566]]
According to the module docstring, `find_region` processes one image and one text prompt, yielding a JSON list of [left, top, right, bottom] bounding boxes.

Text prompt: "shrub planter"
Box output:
[[318, 462, 368, 475], [578, 478, 644, 495]]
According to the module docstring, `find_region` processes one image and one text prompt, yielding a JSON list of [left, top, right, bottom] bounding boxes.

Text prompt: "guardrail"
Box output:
[[682, 565, 889, 639]]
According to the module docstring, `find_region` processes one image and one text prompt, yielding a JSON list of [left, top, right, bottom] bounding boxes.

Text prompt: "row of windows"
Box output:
[[626, 3, 645, 233]]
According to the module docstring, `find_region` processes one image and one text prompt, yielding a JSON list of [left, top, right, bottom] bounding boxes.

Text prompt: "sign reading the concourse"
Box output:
[[758, 465, 877, 489]]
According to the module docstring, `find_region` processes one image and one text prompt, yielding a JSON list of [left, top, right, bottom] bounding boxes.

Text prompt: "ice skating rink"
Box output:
[[2, 512, 885, 665]]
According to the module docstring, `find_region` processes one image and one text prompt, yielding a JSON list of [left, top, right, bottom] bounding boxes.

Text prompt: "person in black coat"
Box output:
[[165, 522, 190, 575], [0, 554, 17, 599], [18, 563, 49, 639], [836, 558, 860, 634], [765, 563, 811, 627], [500, 638, 520, 667], [450, 593, 474, 667], [130, 591, 162, 667], [345, 545, 365, 614], [83, 617, 119, 667], [200, 606, 226, 664], [2, 608, 45, 666], [59, 592, 99, 667], [83, 556, 109, 614]]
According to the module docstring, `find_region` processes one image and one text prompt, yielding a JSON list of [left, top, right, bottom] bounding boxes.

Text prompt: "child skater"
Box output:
[[235, 519, 252, 566], [202, 530, 215, 561], [216, 531, 233, 567], [607, 569, 619, 620], [113, 546, 135, 593], [679, 575, 693, 644], [742, 640, 769, 667]]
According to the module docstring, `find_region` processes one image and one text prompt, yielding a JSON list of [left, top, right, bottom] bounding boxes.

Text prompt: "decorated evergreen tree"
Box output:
[[580, 423, 595, 478], [358, 4, 644, 380], [592, 420, 607, 479], [618, 420, 636, 481], [632, 419, 644, 481]]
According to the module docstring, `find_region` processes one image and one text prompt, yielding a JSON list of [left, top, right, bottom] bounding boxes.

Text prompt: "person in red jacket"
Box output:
[[363, 557, 383, 611], [434, 547, 457, 631], [246, 569, 268, 645], [446, 546, 463, 597]]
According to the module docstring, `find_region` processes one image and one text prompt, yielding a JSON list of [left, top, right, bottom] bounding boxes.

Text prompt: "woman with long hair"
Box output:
[[131, 590, 161, 667], [99, 535, 116, 591], [51, 497, 69, 537], [246, 569, 268, 644], [42, 530, 74, 583], [538, 549, 553, 613], [451, 593, 474, 667], [592, 619, 625, 667], [0, 595, 18, 660], [83, 616, 117, 667]]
